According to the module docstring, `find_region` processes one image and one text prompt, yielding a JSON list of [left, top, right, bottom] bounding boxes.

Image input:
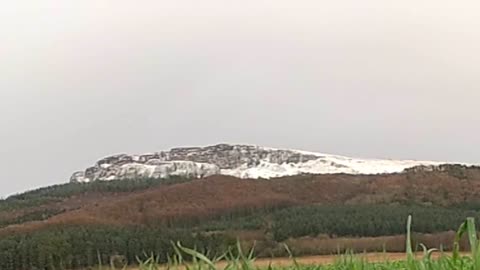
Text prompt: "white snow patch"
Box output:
[[221, 153, 460, 179]]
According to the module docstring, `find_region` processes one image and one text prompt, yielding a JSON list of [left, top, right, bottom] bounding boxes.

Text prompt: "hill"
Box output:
[[1, 165, 480, 269], [69, 144, 467, 182]]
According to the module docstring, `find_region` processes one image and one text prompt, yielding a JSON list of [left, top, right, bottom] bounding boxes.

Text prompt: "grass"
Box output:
[[94, 215, 480, 270]]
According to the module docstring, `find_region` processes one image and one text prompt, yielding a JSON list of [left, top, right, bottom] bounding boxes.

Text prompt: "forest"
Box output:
[[2, 171, 480, 269], [0, 177, 192, 212], [0, 225, 234, 270], [1, 203, 480, 269]]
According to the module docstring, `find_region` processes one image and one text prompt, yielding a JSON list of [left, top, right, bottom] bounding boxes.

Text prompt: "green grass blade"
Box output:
[[406, 215, 414, 262], [454, 220, 468, 262], [177, 242, 216, 270], [467, 217, 478, 256]]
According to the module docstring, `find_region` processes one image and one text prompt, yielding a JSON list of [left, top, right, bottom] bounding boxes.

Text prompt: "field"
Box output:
[[220, 252, 451, 267], [127, 252, 454, 269]]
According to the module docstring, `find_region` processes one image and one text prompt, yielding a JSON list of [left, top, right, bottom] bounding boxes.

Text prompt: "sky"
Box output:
[[1, 1, 480, 197]]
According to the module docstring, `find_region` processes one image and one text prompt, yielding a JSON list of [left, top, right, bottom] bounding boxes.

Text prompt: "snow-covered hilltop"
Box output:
[[70, 144, 466, 183]]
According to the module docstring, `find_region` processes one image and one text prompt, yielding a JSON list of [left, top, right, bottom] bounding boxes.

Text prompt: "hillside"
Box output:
[[2, 165, 480, 234], [1, 165, 480, 269]]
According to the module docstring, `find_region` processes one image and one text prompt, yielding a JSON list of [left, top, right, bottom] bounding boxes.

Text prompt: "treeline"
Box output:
[[197, 204, 480, 241], [268, 205, 480, 241], [0, 177, 193, 211], [0, 225, 234, 270], [0, 209, 66, 229]]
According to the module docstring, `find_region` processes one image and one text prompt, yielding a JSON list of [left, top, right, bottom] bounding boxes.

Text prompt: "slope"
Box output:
[[1, 164, 480, 236]]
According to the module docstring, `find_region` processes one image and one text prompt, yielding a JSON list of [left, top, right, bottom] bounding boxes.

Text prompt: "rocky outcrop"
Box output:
[[71, 161, 220, 183], [70, 144, 470, 183], [70, 144, 321, 182]]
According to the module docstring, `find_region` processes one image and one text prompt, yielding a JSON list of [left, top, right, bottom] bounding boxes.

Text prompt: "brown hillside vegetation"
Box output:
[[1, 166, 480, 236]]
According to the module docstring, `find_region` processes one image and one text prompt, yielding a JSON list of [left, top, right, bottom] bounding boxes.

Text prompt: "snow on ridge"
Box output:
[[220, 145, 469, 178], [70, 144, 474, 183], [221, 156, 444, 179], [257, 145, 459, 165]]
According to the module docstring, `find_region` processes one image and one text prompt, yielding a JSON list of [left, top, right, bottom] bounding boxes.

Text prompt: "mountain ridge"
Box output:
[[70, 144, 471, 183]]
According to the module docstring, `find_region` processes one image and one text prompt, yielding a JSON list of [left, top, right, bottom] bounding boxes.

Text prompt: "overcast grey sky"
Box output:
[[1, 1, 479, 197]]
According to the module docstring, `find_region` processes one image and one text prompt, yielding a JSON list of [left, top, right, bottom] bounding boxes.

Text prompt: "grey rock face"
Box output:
[[70, 171, 88, 183], [69, 144, 320, 183], [163, 144, 320, 169]]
